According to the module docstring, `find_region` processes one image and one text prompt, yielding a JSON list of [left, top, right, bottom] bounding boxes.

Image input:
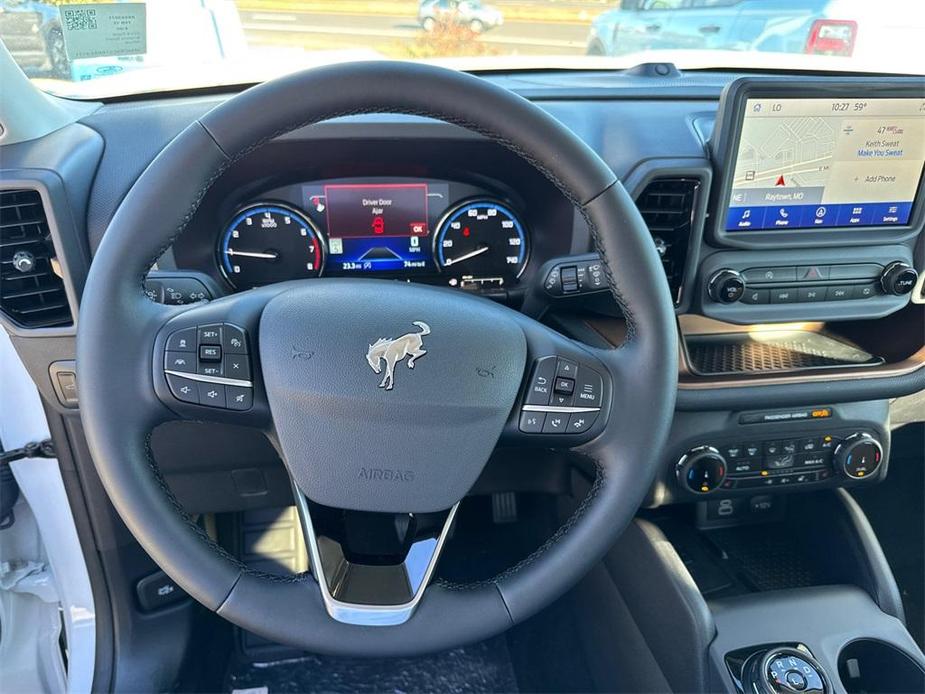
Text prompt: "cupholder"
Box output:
[[838, 639, 925, 693]]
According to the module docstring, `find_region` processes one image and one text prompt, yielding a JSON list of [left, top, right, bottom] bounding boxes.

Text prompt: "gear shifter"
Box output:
[[743, 647, 829, 694]]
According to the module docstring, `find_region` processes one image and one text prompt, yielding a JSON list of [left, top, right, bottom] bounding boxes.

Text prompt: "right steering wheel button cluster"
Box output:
[[163, 323, 253, 410], [519, 356, 604, 435]]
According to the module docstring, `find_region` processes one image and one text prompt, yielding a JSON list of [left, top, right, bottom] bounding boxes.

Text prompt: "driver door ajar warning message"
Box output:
[[59, 3, 147, 60]]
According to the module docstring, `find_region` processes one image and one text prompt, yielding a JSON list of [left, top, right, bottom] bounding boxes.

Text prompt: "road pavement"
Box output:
[[239, 9, 593, 56]]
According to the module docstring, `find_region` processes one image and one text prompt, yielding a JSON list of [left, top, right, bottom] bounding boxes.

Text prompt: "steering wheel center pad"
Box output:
[[261, 280, 526, 513]]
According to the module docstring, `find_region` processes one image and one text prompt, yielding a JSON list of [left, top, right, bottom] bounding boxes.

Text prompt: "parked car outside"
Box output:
[[586, 0, 925, 67], [0, 0, 68, 77], [419, 0, 504, 33]]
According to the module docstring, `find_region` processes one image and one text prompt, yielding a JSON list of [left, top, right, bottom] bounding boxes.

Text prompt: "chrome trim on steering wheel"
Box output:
[[292, 489, 460, 627]]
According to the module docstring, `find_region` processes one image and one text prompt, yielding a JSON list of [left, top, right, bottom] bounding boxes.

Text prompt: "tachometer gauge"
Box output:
[[434, 200, 528, 286], [218, 204, 324, 290]]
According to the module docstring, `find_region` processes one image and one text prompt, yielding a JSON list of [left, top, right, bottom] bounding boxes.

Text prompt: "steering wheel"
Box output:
[[77, 62, 677, 656]]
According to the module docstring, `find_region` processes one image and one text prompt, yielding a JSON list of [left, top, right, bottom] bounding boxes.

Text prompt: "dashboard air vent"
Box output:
[[0, 189, 72, 328], [635, 177, 699, 306]]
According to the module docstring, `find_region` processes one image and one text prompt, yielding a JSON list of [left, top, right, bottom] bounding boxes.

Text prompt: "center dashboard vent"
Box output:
[[0, 189, 72, 328], [635, 177, 700, 306]]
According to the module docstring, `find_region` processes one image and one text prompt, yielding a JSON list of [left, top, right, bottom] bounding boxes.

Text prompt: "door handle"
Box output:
[[645, 23, 661, 32], [699, 24, 721, 34]]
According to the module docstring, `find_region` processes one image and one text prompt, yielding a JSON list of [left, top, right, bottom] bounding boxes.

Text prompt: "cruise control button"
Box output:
[[574, 367, 603, 407], [166, 327, 197, 352], [225, 386, 253, 411], [223, 354, 251, 381], [542, 413, 568, 434], [519, 411, 545, 433], [199, 345, 222, 362], [222, 324, 248, 354], [166, 374, 199, 404], [525, 357, 556, 405], [198, 363, 223, 377], [567, 412, 596, 433], [198, 382, 226, 408], [165, 351, 196, 373], [198, 324, 222, 345]]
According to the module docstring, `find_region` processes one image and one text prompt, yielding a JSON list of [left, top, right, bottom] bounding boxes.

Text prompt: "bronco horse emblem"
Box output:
[[365, 321, 431, 390]]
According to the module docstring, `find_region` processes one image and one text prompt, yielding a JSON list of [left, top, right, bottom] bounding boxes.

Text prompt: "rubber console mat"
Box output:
[[226, 636, 519, 693]]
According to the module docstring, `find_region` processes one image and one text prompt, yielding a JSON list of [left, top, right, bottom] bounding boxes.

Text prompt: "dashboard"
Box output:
[[2, 68, 924, 517]]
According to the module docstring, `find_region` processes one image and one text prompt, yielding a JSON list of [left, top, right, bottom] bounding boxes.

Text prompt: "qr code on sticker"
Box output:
[[62, 7, 98, 32]]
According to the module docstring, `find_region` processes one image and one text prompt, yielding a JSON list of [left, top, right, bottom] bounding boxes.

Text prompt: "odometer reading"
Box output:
[[434, 200, 528, 286], [219, 204, 324, 289]]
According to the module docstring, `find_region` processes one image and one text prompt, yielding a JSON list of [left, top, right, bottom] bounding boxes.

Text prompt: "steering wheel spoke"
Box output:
[[498, 315, 612, 445], [291, 487, 459, 626], [152, 285, 284, 429]]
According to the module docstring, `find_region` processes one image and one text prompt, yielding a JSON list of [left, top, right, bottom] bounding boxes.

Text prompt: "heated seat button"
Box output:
[[222, 324, 248, 354], [166, 327, 197, 352], [165, 351, 196, 374], [223, 354, 251, 381], [574, 367, 603, 408], [525, 357, 556, 405], [166, 373, 199, 404], [198, 382, 226, 408]]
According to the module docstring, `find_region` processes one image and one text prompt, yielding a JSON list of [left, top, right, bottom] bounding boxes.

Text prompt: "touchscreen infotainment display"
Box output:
[[725, 98, 925, 232]]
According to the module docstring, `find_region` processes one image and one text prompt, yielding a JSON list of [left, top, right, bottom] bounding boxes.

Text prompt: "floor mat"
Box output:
[[226, 636, 519, 694]]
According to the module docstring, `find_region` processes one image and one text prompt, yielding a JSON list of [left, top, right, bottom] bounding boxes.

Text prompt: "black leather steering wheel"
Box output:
[[77, 62, 677, 656]]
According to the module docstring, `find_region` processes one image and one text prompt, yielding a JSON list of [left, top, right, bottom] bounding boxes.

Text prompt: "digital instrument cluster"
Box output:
[[217, 178, 529, 291]]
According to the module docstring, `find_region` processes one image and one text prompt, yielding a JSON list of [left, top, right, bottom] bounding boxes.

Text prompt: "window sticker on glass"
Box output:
[[59, 3, 147, 60]]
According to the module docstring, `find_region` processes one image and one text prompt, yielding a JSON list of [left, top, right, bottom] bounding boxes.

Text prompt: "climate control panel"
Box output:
[[675, 429, 884, 496]]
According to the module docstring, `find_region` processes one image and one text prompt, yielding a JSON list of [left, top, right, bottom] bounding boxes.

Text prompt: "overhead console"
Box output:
[[700, 77, 924, 324]]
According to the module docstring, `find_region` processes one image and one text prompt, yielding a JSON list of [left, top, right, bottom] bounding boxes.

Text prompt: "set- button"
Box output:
[[163, 322, 253, 411]]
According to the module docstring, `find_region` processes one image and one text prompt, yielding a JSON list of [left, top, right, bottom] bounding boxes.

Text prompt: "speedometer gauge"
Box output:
[[218, 204, 324, 290], [434, 200, 528, 286]]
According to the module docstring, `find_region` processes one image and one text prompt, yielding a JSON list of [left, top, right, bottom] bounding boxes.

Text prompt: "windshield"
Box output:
[[3, 0, 923, 99]]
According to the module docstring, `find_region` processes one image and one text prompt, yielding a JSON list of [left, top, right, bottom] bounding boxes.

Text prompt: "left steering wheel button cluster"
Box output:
[[163, 323, 253, 410]]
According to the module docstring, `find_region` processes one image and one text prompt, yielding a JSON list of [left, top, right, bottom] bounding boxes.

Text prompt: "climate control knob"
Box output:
[[708, 269, 746, 304], [676, 446, 727, 494], [880, 262, 918, 296], [834, 433, 883, 480]]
